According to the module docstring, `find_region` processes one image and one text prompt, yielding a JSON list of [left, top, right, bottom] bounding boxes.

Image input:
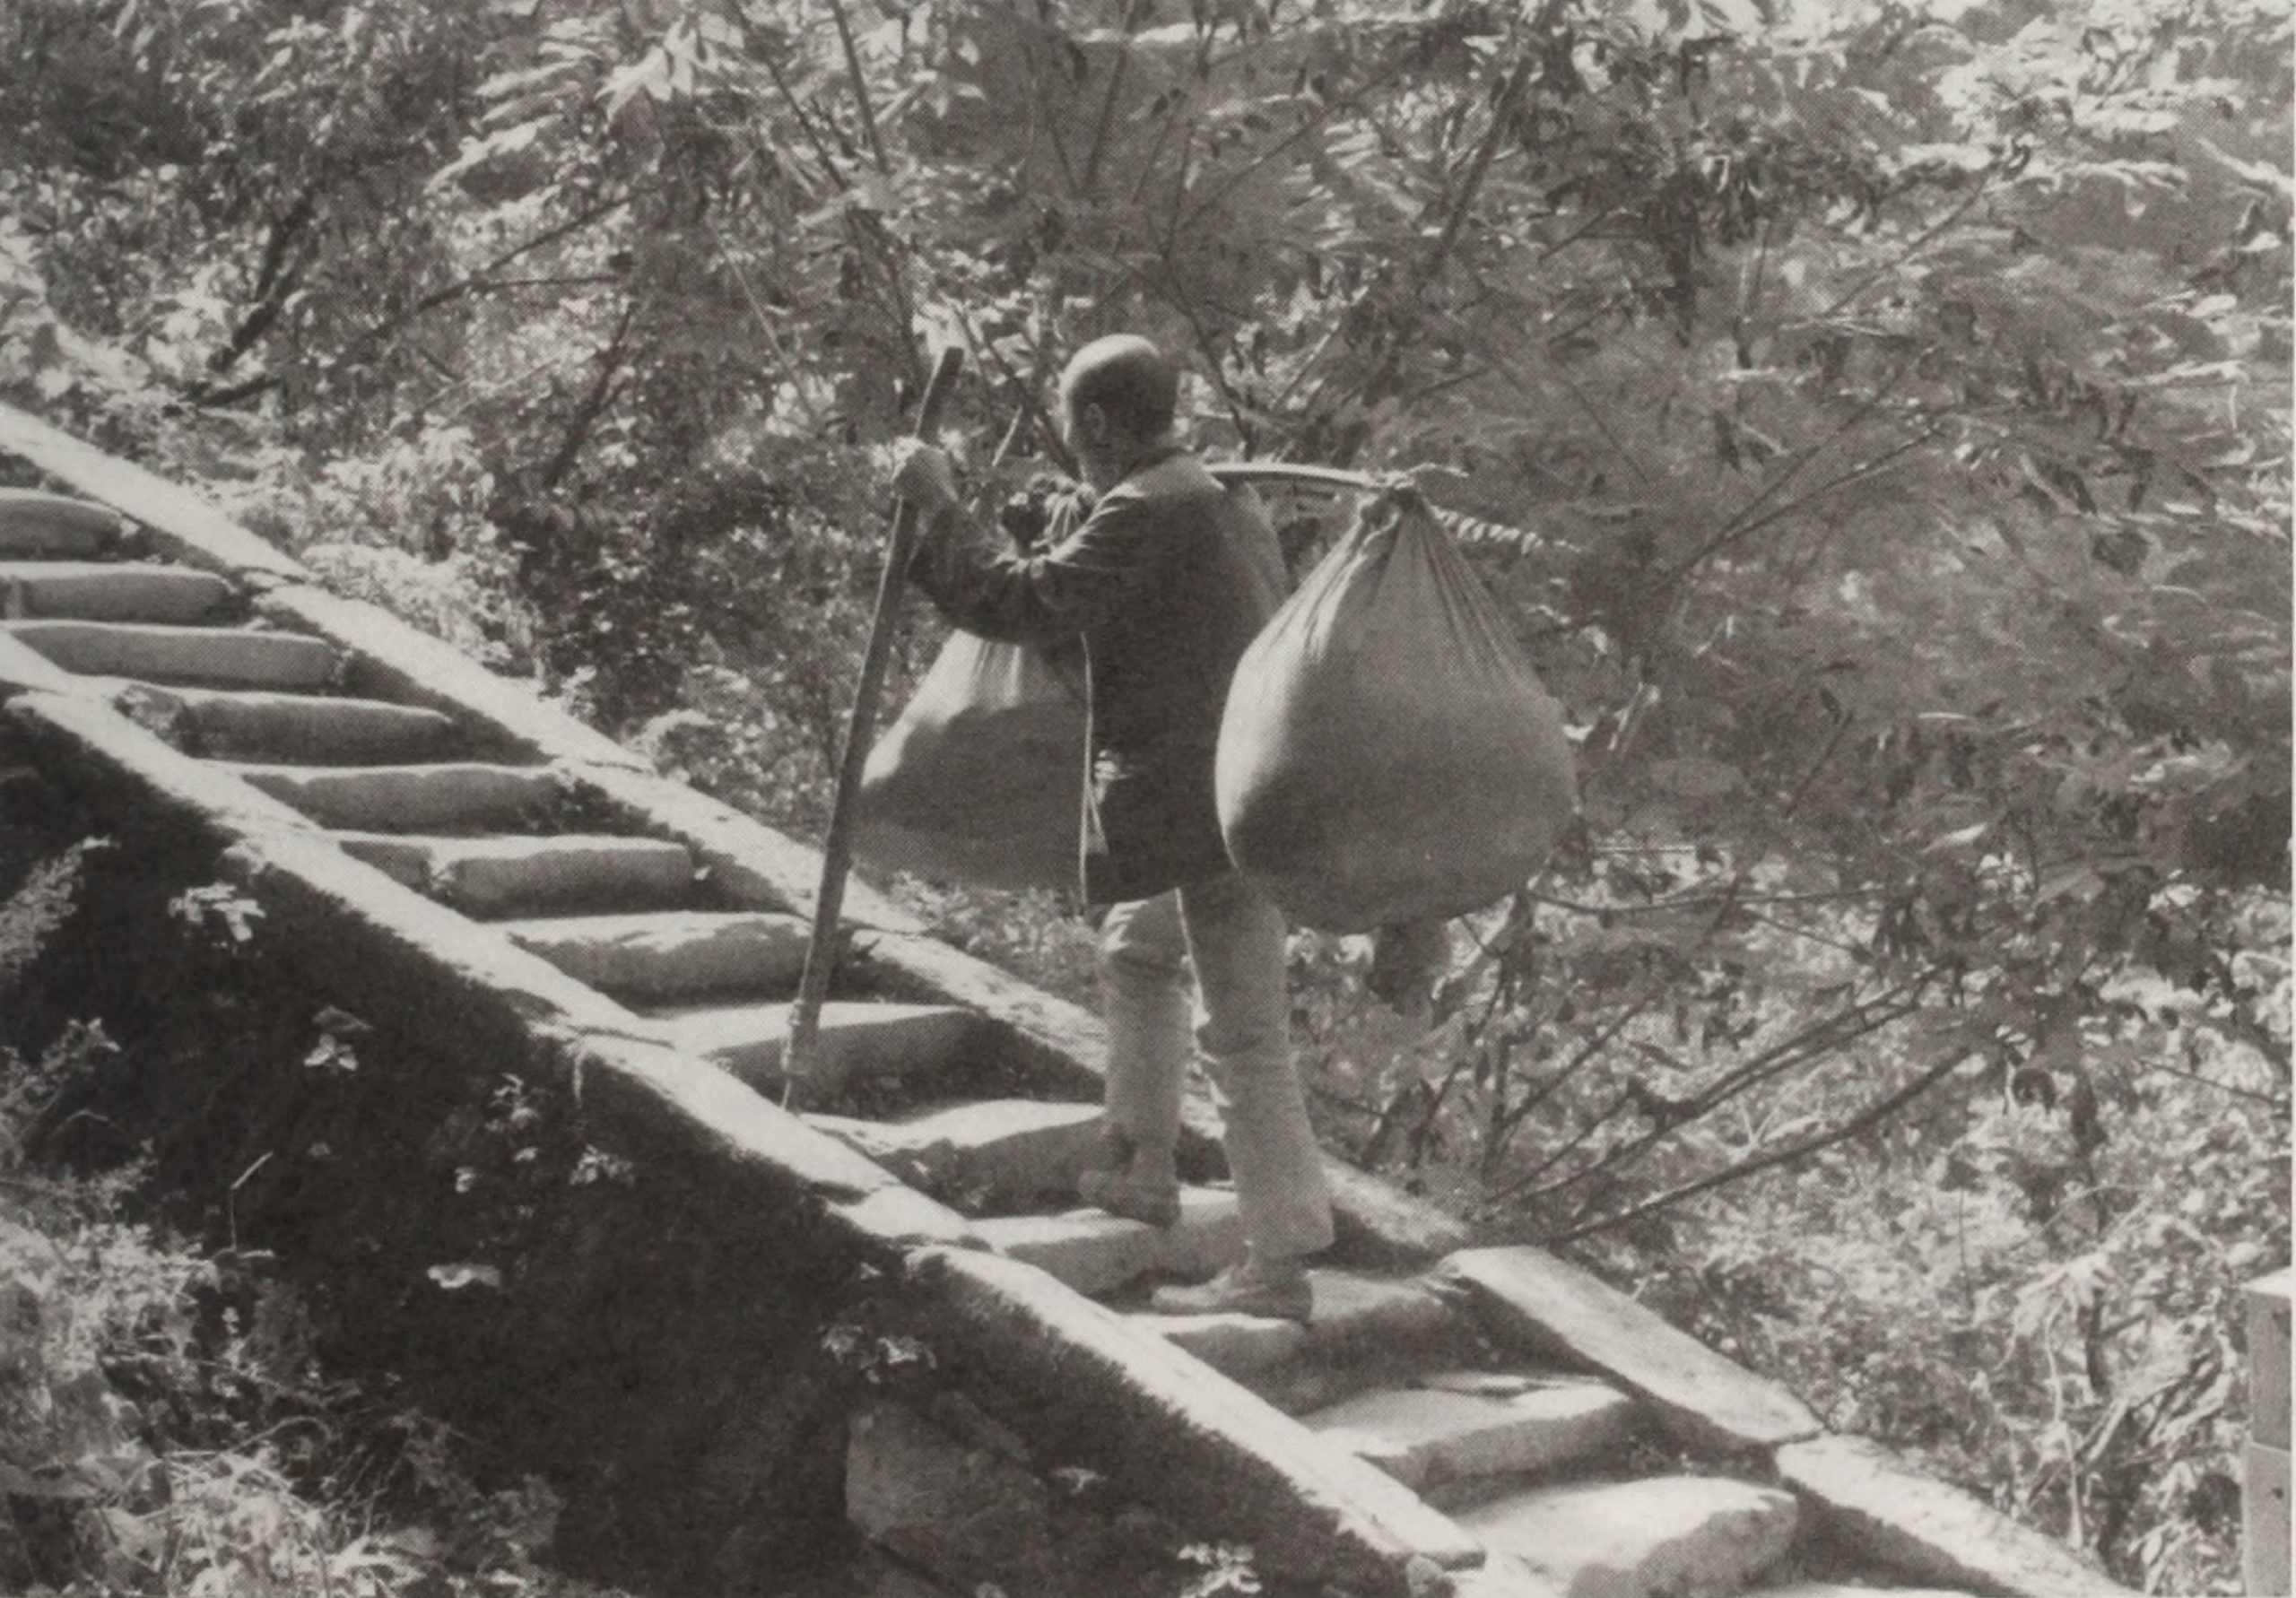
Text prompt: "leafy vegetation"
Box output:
[[0, 0, 2286, 1587], [0, 818, 639, 1595]]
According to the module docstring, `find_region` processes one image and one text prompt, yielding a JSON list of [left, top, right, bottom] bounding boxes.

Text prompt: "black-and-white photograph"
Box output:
[[0, 1, 2286, 1594]]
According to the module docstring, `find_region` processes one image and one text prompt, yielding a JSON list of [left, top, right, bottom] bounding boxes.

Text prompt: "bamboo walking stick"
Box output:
[[787, 346, 965, 1101]]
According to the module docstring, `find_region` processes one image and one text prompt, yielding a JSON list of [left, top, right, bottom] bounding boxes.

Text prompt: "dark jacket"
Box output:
[[909, 447, 1286, 905]]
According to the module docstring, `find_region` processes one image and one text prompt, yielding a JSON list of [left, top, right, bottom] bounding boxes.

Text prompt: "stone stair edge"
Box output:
[[561, 1033, 978, 1259], [1774, 1434, 2137, 1598], [5, 687, 326, 841], [903, 1244, 1485, 1598], [0, 403, 310, 583], [0, 629, 91, 698], [1439, 1245, 1822, 1454]]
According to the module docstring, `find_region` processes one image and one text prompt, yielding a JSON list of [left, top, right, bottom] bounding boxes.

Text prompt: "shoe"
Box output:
[[1148, 1263, 1314, 1323], [1077, 1168, 1181, 1229]]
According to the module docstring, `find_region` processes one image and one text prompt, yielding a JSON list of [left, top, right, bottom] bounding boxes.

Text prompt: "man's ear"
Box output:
[[1073, 402, 1109, 450]]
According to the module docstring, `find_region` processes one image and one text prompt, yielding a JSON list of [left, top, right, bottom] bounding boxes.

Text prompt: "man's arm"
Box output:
[[894, 447, 1143, 645]]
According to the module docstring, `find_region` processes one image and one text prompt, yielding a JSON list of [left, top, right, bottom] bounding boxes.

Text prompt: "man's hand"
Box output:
[[891, 440, 961, 516]]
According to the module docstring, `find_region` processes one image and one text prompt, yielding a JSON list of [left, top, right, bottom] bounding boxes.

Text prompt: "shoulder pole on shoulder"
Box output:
[[787, 346, 965, 1103]]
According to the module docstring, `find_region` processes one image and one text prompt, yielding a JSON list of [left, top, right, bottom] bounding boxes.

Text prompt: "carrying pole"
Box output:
[[1205, 461, 1548, 554], [787, 346, 965, 1101]]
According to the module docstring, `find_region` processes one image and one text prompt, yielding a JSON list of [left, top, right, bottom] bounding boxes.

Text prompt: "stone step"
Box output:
[[500, 908, 811, 1002], [0, 490, 119, 557], [658, 999, 985, 1098], [1761, 1585, 1979, 1597], [1772, 1435, 2129, 1598], [1138, 1306, 1309, 1377], [1439, 1247, 1822, 1454], [1304, 1377, 1637, 1491], [1458, 1476, 1800, 1598], [229, 761, 561, 832], [119, 683, 457, 764], [332, 831, 698, 918], [975, 1187, 1244, 1296], [1, 561, 232, 622], [1141, 1271, 1463, 1371], [806, 1098, 1105, 1210], [1136, 1269, 1474, 1413], [7, 620, 337, 690]]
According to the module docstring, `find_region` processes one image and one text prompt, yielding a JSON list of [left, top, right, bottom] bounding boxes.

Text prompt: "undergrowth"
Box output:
[[0, 839, 635, 1597]]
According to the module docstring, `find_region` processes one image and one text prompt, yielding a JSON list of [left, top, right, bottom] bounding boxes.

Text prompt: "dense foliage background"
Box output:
[[0, 0, 2287, 1589]]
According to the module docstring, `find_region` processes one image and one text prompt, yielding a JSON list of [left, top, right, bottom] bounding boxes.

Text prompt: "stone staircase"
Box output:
[[0, 404, 2133, 1598]]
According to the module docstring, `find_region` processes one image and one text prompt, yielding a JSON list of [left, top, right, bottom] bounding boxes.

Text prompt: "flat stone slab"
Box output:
[[332, 831, 697, 917], [0, 489, 120, 557], [7, 620, 336, 690], [1761, 1585, 1977, 1597], [1439, 1247, 1821, 1453], [1129, 1270, 1465, 1388], [909, 1247, 1485, 1591], [1776, 1436, 2131, 1598], [1307, 1380, 1636, 1490], [1323, 1158, 1476, 1270], [500, 908, 810, 1001], [1137, 1309, 1309, 1374], [1, 561, 231, 622], [1450, 1562, 1571, 1598], [1301, 1270, 1460, 1359], [1458, 1476, 1800, 1598], [115, 683, 457, 763], [976, 1186, 1244, 1297], [659, 999, 983, 1097], [807, 1098, 1105, 1207], [229, 760, 560, 831], [572, 762, 925, 931], [1419, 1370, 1552, 1399]]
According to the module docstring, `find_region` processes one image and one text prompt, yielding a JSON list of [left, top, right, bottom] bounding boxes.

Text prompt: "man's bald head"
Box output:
[[1060, 334, 1179, 452]]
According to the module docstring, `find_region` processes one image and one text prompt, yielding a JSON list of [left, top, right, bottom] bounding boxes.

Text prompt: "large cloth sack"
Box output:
[[856, 629, 1086, 892], [1215, 486, 1575, 930]]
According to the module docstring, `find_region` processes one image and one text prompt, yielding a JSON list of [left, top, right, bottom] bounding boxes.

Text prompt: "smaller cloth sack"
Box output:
[[857, 629, 1085, 892]]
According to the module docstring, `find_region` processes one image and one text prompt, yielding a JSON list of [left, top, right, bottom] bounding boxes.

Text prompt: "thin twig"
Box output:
[[1815, 169, 1996, 325], [1414, 50, 1535, 293], [344, 193, 632, 356], [824, 0, 891, 176], [1544, 1039, 1980, 1244], [1080, 0, 1146, 196], [734, 1, 853, 189], [1526, 987, 1928, 1205]]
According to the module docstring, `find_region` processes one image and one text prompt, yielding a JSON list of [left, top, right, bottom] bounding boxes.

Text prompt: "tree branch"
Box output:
[[1544, 1038, 1983, 1243], [539, 299, 639, 491], [824, 0, 891, 176], [344, 194, 632, 358]]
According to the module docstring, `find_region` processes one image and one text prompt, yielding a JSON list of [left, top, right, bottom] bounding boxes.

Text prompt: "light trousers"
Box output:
[[1099, 872, 1334, 1261]]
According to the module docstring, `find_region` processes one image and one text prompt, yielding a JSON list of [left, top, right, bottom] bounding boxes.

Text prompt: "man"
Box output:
[[891, 334, 1333, 1320]]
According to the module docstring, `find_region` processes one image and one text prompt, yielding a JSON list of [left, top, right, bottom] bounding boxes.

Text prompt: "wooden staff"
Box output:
[[787, 346, 965, 1099]]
